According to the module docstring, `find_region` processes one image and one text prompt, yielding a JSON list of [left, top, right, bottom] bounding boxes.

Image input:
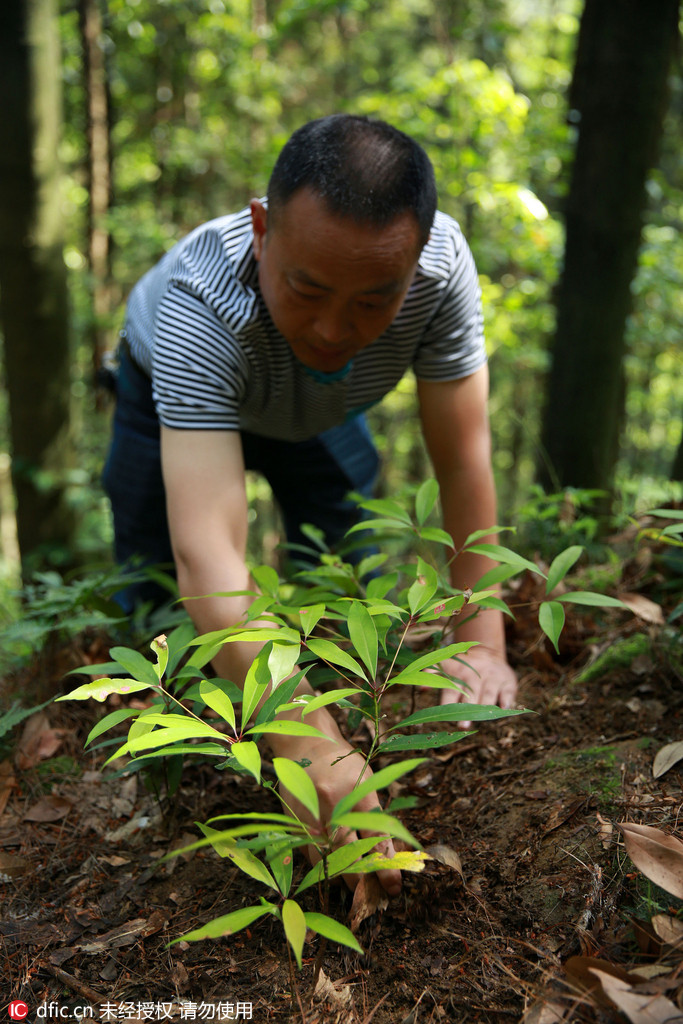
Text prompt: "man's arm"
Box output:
[[160, 426, 401, 893], [417, 366, 517, 715]]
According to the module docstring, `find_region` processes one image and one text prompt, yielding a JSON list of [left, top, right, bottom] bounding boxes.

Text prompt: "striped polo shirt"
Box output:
[[124, 203, 486, 442]]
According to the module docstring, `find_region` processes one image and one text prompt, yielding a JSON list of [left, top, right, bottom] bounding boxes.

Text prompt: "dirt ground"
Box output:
[[2, 557, 682, 1024]]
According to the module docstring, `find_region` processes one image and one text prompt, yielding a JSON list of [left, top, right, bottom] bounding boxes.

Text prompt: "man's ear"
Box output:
[[250, 199, 267, 260]]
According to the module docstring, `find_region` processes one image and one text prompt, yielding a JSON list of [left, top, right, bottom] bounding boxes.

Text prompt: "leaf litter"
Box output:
[[1, 553, 682, 1023]]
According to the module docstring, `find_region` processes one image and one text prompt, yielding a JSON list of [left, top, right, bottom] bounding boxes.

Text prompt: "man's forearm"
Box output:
[[438, 462, 507, 659]]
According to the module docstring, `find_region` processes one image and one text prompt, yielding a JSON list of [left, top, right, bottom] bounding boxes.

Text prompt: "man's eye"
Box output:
[[290, 282, 323, 299]]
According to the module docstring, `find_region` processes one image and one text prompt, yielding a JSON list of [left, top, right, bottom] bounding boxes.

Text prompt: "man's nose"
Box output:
[[313, 306, 351, 346]]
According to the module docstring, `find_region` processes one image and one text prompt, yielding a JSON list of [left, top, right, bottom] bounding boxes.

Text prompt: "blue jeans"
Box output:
[[102, 348, 379, 610]]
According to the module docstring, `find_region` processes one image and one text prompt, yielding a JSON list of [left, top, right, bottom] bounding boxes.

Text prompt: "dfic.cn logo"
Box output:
[[9, 1003, 29, 1021]]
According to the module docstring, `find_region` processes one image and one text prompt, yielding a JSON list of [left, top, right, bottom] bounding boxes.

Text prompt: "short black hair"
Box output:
[[267, 114, 437, 248]]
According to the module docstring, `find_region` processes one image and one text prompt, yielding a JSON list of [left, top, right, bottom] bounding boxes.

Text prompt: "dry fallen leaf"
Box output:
[[425, 843, 464, 879], [596, 812, 614, 850], [629, 966, 679, 981], [523, 1000, 569, 1024], [312, 968, 356, 1024], [77, 918, 150, 954], [23, 795, 73, 822], [617, 593, 665, 625], [348, 873, 388, 933], [618, 822, 683, 899], [565, 955, 636, 1006], [588, 967, 683, 1024], [651, 914, 683, 949], [0, 760, 16, 818], [0, 852, 29, 879], [15, 713, 67, 770], [653, 741, 683, 780]]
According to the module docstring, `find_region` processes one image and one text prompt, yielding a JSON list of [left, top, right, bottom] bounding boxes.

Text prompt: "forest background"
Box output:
[[0, 0, 681, 605]]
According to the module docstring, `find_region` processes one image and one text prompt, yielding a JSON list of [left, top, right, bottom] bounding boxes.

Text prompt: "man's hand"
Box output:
[[438, 645, 517, 728], [271, 729, 402, 897]]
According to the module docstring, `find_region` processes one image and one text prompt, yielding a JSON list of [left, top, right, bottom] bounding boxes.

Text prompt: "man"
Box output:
[[103, 114, 517, 895]]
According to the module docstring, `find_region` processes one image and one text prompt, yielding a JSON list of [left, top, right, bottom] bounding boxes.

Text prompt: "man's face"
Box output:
[[250, 188, 422, 374]]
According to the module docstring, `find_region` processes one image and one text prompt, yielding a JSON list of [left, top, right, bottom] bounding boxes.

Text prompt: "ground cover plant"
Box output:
[[1, 495, 681, 1022]]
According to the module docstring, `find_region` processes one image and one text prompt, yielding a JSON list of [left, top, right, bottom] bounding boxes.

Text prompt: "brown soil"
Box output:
[[2, 572, 682, 1024]]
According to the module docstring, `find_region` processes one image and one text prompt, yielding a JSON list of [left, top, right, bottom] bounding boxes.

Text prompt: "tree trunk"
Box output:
[[673, 426, 683, 483], [0, 0, 76, 575], [79, 0, 114, 393], [538, 0, 679, 499]]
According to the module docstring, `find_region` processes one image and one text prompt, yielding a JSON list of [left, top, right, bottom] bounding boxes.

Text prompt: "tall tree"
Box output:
[[79, 0, 114, 395], [538, 0, 680, 498], [0, 0, 76, 575]]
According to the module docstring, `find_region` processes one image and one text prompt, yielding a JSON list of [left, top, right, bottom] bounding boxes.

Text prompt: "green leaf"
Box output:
[[415, 479, 439, 525], [375, 731, 471, 753], [300, 688, 359, 717], [282, 899, 307, 969], [251, 564, 280, 596], [105, 724, 220, 764], [539, 601, 565, 654], [463, 525, 514, 546], [407, 575, 438, 615], [273, 757, 320, 821], [467, 595, 513, 616], [354, 850, 430, 874], [184, 638, 225, 671], [109, 646, 160, 687], [246, 721, 330, 740], [130, 743, 227, 761], [557, 592, 626, 608], [127, 721, 224, 749], [306, 638, 366, 678], [199, 680, 236, 732], [296, 837, 382, 892], [299, 603, 326, 638], [346, 517, 413, 535], [416, 526, 456, 548], [390, 642, 476, 682], [266, 838, 294, 897], [55, 677, 153, 703], [417, 594, 466, 621], [347, 601, 378, 679], [304, 912, 363, 954], [389, 672, 460, 690], [195, 824, 279, 889], [366, 572, 399, 600], [223, 627, 300, 644], [332, 812, 418, 847], [331, 759, 425, 819], [242, 645, 272, 724], [252, 671, 306, 728], [85, 708, 141, 747], [172, 904, 273, 944], [394, 705, 527, 729], [268, 641, 301, 688], [230, 741, 261, 783], [546, 546, 584, 594], [472, 565, 523, 591], [355, 497, 412, 523], [466, 544, 543, 576], [150, 635, 169, 680], [355, 553, 389, 578], [649, 508, 683, 520]]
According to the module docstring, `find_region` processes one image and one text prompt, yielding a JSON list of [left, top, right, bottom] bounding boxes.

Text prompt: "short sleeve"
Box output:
[[152, 284, 248, 430], [412, 217, 487, 382]]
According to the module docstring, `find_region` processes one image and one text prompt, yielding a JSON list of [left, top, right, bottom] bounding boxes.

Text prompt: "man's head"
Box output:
[[266, 114, 436, 248], [251, 115, 436, 373]]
